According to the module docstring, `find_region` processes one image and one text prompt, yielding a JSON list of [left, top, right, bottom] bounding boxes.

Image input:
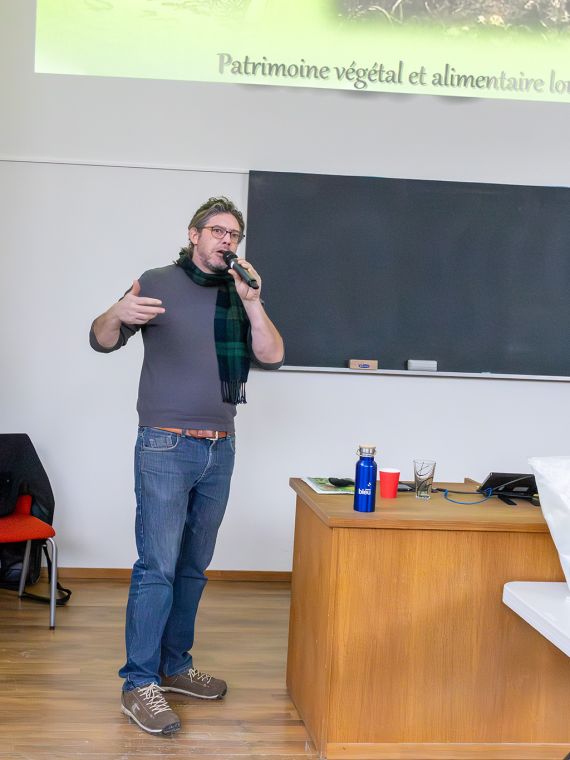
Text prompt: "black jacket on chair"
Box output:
[[0, 434, 55, 586], [0, 434, 54, 522]]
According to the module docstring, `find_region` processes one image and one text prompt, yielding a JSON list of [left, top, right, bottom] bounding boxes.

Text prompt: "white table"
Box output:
[[503, 581, 570, 657]]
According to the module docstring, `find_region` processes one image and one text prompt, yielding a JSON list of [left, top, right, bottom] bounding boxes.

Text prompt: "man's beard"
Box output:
[[206, 259, 227, 274], [191, 249, 227, 274]]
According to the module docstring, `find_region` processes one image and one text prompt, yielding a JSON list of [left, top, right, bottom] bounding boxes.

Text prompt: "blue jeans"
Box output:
[[119, 427, 235, 690]]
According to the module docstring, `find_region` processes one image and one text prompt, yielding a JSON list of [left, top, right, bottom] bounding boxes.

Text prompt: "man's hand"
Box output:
[[227, 260, 262, 302], [113, 279, 165, 325], [91, 279, 165, 349]]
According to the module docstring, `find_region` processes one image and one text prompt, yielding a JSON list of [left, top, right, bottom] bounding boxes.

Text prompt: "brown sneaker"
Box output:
[[121, 683, 181, 735], [161, 667, 227, 699]]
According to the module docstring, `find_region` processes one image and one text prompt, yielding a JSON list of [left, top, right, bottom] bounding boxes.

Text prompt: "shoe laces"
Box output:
[[139, 683, 172, 715], [189, 667, 212, 684]]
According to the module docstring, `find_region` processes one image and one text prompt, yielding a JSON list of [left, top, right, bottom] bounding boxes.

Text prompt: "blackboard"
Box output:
[[246, 170, 570, 377]]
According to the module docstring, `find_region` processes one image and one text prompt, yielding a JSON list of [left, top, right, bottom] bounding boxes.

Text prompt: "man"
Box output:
[[90, 196, 284, 736]]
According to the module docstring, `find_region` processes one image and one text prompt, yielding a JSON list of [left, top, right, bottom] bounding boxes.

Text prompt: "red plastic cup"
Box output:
[[379, 468, 400, 499]]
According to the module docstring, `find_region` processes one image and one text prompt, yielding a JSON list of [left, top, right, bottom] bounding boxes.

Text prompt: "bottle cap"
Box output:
[[357, 445, 376, 456]]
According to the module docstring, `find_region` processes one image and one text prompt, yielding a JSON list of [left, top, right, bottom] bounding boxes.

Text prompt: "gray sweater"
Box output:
[[90, 264, 282, 433]]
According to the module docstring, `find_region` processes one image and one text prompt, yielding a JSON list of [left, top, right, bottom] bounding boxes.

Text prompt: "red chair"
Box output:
[[0, 494, 58, 629]]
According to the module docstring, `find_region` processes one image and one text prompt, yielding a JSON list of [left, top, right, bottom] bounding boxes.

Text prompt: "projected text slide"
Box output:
[[35, 0, 570, 103]]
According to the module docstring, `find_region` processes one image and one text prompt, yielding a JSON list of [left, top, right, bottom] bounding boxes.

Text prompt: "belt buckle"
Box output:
[[205, 431, 219, 441]]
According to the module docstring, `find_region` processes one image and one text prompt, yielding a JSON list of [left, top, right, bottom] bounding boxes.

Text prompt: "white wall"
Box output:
[[1, 1, 568, 570]]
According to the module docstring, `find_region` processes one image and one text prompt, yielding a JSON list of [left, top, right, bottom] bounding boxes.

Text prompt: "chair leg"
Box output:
[[18, 540, 32, 598], [46, 537, 57, 630]]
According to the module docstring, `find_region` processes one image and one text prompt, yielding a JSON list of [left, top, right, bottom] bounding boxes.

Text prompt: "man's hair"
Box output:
[[184, 196, 245, 255]]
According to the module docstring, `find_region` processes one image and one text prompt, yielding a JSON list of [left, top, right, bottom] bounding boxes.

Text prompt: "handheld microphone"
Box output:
[[223, 251, 259, 289]]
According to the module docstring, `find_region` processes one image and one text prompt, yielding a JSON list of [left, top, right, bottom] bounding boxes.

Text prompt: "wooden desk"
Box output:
[[286, 479, 570, 759]]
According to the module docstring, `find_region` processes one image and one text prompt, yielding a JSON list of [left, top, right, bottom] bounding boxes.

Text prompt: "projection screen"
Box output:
[[35, 0, 570, 103]]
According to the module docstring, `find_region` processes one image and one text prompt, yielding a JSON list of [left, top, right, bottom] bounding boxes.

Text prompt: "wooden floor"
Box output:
[[0, 579, 317, 760]]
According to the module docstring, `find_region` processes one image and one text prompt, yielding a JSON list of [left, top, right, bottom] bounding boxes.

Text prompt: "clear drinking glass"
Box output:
[[414, 459, 436, 500]]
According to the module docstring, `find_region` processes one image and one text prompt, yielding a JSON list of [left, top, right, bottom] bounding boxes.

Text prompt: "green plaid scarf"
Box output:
[[176, 252, 250, 404]]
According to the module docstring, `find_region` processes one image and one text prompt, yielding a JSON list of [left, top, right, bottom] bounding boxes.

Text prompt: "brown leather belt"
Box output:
[[156, 427, 229, 440]]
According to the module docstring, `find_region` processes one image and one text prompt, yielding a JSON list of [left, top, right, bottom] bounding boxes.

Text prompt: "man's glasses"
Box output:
[[201, 225, 244, 244]]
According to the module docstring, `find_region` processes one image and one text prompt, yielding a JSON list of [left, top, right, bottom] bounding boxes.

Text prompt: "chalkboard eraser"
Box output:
[[349, 359, 378, 370], [407, 359, 438, 372]]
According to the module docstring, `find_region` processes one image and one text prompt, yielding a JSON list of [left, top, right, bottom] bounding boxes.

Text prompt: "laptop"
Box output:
[[477, 472, 537, 504]]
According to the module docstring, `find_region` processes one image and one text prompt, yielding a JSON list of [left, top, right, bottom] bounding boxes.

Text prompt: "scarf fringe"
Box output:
[[221, 381, 247, 405]]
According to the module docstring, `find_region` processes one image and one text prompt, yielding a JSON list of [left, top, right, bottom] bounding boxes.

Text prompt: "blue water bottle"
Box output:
[[353, 445, 377, 513]]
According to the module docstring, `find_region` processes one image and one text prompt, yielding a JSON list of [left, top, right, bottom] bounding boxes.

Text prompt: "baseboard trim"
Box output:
[[52, 568, 292, 582], [206, 570, 291, 582]]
